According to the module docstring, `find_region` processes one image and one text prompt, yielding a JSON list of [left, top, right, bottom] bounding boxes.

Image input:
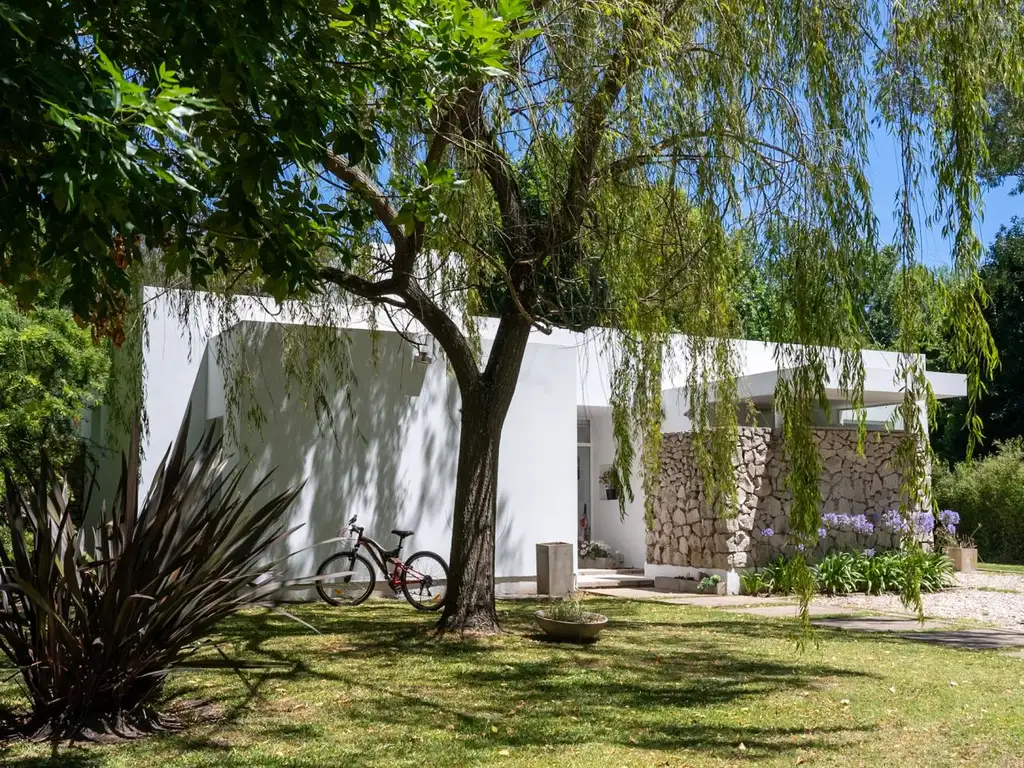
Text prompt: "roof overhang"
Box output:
[[713, 366, 967, 409]]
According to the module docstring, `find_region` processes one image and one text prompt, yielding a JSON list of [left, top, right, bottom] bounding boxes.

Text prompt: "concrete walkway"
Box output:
[[811, 616, 1024, 650], [583, 586, 795, 608], [584, 585, 1024, 652]]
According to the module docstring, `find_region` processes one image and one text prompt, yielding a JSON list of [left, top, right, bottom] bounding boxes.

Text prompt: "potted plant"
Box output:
[[579, 539, 619, 569], [697, 574, 723, 594], [535, 594, 608, 643], [937, 509, 977, 571], [599, 466, 620, 501]]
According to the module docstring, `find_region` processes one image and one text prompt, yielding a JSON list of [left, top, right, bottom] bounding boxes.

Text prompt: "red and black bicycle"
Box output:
[[315, 516, 449, 611]]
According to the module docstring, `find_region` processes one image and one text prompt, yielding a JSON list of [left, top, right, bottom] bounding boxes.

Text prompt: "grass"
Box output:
[[979, 562, 1024, 574], [3, 597, 1024, 767]]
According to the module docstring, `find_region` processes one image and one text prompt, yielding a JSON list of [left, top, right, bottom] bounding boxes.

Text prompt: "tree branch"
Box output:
[[316, 265, 480, 389], [550, 51, 633, 249], [323, 151, 409, 254], [455, 88, 531, 261]]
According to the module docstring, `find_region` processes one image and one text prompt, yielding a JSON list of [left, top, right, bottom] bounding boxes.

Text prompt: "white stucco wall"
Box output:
[[106, 289, 577, 590]]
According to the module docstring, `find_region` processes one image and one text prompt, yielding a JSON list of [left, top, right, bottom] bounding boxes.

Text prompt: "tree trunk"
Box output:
[[437, 317, 531, 634]]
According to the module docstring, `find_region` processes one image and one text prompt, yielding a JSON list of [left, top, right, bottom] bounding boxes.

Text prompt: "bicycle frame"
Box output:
[[347, 530, 433, 592]]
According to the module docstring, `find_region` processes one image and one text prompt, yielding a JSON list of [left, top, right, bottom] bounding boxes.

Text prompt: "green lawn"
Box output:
[[3, 598, 1024, 767], [979, 561, 1024, 574]]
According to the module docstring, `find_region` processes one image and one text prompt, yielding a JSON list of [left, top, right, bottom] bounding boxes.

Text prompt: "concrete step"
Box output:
[[577, 570, 655, 589]]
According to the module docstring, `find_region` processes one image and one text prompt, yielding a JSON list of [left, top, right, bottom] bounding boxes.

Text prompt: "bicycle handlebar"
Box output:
[[342, 514, 363, 538]]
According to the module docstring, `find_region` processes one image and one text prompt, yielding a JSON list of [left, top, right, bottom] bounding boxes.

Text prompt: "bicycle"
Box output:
[[315, 516, 449, 611]]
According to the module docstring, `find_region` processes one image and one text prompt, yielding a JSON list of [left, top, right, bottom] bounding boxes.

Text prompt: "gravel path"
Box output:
[[816, 571, 1024, 630]]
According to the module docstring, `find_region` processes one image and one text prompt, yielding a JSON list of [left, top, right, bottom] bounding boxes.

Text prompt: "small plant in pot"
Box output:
[[535, 593, 607, 643], [936, 510, 977, 571], [599, 467, 620, 501]]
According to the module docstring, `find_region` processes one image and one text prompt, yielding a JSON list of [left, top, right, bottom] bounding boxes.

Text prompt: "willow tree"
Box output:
[[294, 0, 1014, 630], [9, 0, 1019, 631]]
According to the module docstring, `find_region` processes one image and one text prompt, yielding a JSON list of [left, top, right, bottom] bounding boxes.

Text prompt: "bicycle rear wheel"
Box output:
[[400, 551, 449, 611], [316, 552, 376, 607]]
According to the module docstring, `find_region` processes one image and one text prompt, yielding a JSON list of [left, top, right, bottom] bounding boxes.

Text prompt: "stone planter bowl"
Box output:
[[534, 610, 608, 643]]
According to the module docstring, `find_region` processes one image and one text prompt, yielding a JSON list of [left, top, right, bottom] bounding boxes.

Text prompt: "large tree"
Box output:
[[5, 0, 1021, 631], [937, 220, 1024, 461]]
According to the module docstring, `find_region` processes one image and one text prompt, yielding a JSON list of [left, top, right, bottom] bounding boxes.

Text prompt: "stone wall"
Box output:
[[648, 427, 928, 570]]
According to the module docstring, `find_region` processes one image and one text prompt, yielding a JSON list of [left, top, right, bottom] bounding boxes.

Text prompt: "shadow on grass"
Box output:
[[4, 599, 880, 766]]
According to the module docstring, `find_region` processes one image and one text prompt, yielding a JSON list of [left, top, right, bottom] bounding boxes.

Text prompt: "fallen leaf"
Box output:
[[498, 749, 510, 757], [888, 686, 896, 693], [840, 699, 850, 705], [739, 743, 747, 751], [491, 725, 499, 734]]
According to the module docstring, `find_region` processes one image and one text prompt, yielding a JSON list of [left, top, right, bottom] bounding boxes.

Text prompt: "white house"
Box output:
[[84, 288, 967, 595]]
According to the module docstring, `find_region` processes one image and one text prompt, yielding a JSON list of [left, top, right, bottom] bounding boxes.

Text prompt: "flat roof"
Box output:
[[720, 366, 967, 408]]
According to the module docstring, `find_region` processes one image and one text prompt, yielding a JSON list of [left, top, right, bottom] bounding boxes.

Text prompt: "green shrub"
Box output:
[[759, 555, 802, 595], [0, 411, 304, 739], [740, 568, 767, 595], [860, 551, 906, 595], [934, 439, 1024, 563], [815, 552, 863, 595], [919, 551, 954, 592], [698, 574, 721, 593], [748, 550, 954, 598]]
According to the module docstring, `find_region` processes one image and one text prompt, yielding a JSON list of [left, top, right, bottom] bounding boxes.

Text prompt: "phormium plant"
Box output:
[[0, 411, 310, 740]]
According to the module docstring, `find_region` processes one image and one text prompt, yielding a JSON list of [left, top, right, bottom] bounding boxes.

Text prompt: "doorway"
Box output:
[[577, 420, 591, 542]]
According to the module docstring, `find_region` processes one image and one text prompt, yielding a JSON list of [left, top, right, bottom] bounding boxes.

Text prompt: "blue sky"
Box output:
[[868, 128, 1020, 267]]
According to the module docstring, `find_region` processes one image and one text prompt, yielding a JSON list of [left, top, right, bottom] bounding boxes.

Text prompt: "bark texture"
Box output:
[[437, 317, 530, 634]]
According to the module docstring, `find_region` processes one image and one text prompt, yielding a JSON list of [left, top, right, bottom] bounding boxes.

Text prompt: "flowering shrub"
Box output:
[[579, 539, 616, 559], [880, 509, 910, 534], [850, 514, 874, 535], [912, 511, 935, 534], [820, 512, 874, 535], [938, 509, 960, 536]]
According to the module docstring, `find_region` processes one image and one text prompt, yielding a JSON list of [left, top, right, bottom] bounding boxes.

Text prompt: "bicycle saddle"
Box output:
[[392, 529, 414, 538]]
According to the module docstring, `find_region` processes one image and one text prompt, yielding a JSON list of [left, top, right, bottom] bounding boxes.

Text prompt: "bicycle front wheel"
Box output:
[[401, 551, 449, 611], [316, 552, 376, 607]]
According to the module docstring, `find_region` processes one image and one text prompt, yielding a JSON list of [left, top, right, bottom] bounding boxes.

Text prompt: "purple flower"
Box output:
[[760, 527, 774, 537], [818, 527, 827, 538], [880, 509, 910, 534], [796, 543, 806, 552], [822, 513, 845, 529], [912, 511, 935, 534], [863, 548, 876, 557], [947, 524, 957, 535], [851, 514, 875, 535], [939, 509, 961, 528]]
